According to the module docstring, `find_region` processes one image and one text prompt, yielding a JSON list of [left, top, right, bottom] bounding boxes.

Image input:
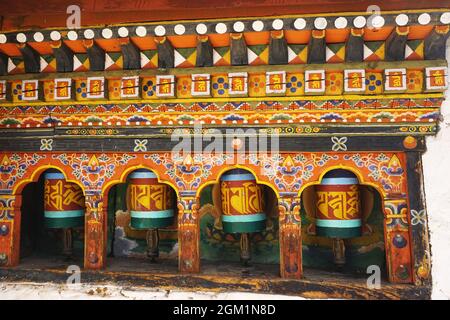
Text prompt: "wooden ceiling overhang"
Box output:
[[0, 9, 448, 76]]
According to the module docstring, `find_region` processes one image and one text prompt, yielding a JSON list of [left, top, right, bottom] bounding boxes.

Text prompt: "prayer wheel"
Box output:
[[129, 169, 174, 230], [220, 169, 266, 234], [315, 169, 362, 238], [44, 172, 85, 229]]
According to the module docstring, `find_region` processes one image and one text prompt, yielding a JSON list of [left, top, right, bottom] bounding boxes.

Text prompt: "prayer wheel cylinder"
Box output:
[[315, 170, 362, 238], [220, 169, 266, 233], [44, 172, 85, 229], [129, 170, 174, 229]]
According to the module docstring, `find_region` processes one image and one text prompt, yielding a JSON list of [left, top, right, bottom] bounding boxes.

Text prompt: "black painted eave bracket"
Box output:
[[269, 30, 288, 65], [308, 30, 326, 64], [120, 38, 141, 70], [230, 33, 248, 66], [84, 40, 105, 71], [385, 26, 409, 61], [18, 43, 40, 73], [155, 37, 174, 69], [196, 36, 213, 67], [51, 40, 74, 72]]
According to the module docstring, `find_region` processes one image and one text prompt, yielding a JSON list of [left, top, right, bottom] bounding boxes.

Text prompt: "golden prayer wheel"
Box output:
[[129, 169, 174, 230], [315, 170, 362, 239], [220, 169, 266, 234], [44, 172, 85, 229]]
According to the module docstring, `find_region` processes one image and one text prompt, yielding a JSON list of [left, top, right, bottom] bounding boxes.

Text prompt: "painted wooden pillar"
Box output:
[[405, 150, 432, 286], [84, 192, 107, 269], [383, 197, 413, 283], [177, 193, 200, 273], [278, 194, 302, 279], [0, 194, 21, 267]]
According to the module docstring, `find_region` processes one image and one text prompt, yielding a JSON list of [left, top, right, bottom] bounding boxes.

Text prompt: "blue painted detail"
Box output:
[[222, 213, 266, 223], [129, 171, 157, 179], [45, 172, 65, 180], [44, 210, 85, 218], [130, 209, 174, 219], [316, 219, 362, 228], [221, 173, 255, 181], [321, 177, 359, 185]]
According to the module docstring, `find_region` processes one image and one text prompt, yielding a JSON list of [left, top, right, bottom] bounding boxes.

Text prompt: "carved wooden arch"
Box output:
[[195, 164, 281, 200], [295, 163, 412, 284], [9, 164, 87, 267], [13, 164, 86, 196], [102, 164, 181, 199]]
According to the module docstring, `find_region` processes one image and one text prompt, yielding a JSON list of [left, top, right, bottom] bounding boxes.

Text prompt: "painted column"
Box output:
[[0, 194, 21, 267], [84, 192, 107, 269], [405, 150, 432, 286], [278, 194, 302, 279], [383, 197, 413, 283], [177, 193, 200, 273]]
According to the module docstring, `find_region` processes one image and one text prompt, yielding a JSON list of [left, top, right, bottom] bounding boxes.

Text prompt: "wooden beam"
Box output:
[[230, 33, 248, 66], [83, 40, 105, 71], [51, 40, 73, 72], [385, 26, 409, 61], [269, 30, 288, 65], [119, 38, 141, 70], [424, 25, 450, 60], [196, 36, 213, 67], [155, 36, 174, 69], [307, 30, 326, 64], [0, 59, 446, 81], [17, 43, 40, 73], [0, 52, 7, 76], [345, 28, 364, 63]]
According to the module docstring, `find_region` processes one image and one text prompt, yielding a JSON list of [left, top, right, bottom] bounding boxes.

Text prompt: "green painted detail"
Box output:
[[316, 226, 361, 238], [45, 216, 84, 229], [316, 219, 362, 228], [222, 213, 266, 223], [130, 210, 174, 219], [130, 216, 173, 229], [222, 220, 266, 234], [44, 210, 84, 218]]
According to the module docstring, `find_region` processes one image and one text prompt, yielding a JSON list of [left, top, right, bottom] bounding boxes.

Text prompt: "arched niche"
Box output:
[[299, 168, 387, 277], [104, 167, 178, 271], [197, 167, 280, 275], [19, 167, 85, 266]]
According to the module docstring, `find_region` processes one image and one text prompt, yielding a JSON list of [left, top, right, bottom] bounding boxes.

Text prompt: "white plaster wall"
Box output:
[[423, 38, 450, 300]]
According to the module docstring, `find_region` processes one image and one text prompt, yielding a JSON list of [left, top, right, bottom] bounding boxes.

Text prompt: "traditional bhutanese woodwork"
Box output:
[[0, 2, 449, 299]]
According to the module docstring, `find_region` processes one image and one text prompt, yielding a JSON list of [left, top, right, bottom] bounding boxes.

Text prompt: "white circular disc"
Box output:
[[353, 16, 366, 28], [196, 23, 208, 35], [154, 25, 166, 36], [418, 13, 431, 25], [84, 29, 95, 39], [0, 34, 7, 44], [252, 20, 264, 31], [314, 17, 327, 30], [215, 23, 227, 34], [102, 28, 113, 39], [272, 19, 284, 30], [294, 18, 306, 30], [334, 17, 348, 29], [174, 24, 185, 35], [371, 15, 385, 28], [33, 32, 44, 42], [233, 21, 245, 32], [50, 31, 61, 41], [67, 30, 78, 40], [135, 26, 147, 37], [395, 14, 409, 26], [118, 27, 129, 37], [16, 33, 27, 43], [440, 12, 450, 24]]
